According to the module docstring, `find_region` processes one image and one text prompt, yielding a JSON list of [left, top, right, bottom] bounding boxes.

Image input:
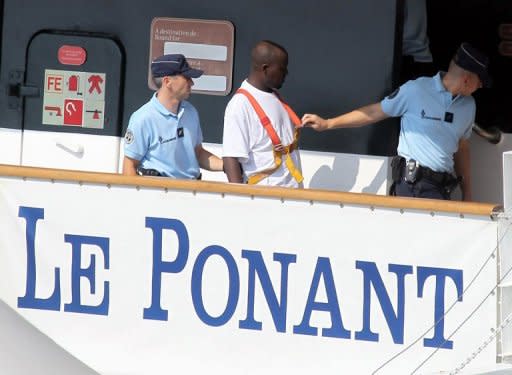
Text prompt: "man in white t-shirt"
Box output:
[[222, 40, 302, 188]]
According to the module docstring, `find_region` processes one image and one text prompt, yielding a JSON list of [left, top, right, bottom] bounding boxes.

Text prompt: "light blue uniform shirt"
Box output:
[[124, 93, 203, 179], [381, 72, 475, 173]]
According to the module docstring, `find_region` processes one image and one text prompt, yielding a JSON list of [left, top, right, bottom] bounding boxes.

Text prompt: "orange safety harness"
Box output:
[[236, 88, 303, 185]]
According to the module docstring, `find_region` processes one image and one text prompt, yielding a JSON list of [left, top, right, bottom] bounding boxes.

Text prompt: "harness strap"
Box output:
[[272, 91, 302, 127], [236, 88, 303, 185], [247, 141, 302, 185]]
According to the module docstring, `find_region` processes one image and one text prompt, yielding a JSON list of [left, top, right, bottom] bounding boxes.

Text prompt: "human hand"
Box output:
[[273, 143, 285, 152], [301, 113, 329, 131]]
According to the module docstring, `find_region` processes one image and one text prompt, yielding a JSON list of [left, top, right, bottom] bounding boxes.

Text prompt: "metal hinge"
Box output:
[[7, 70, 40, 110]]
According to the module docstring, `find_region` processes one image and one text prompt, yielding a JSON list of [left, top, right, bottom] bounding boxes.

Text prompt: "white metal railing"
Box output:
[[504, 151, 512, 213], [498, 151, 512, 363]]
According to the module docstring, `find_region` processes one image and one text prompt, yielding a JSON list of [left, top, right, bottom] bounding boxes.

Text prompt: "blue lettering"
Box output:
[[12, 207, 466, 351], [239, 250, 296, 333], [63, 235, 110, 315], [417, 266, 463, 349], [293, 257, 350, 339], [17, 206, 61, 311], [192, 245, 240, 327], [143, 217, 189, 321], [355, 261, 413, 344]]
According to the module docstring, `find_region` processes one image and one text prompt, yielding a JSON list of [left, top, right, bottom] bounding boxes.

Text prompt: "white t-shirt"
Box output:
[[222, 80, 302, 187]]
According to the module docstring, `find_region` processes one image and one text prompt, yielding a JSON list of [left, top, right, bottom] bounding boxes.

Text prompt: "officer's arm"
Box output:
[[302, 103, 390, 131], [454, 138, 472, 201], [195, 145, 223, 171], [122, 156, 140, 176], [223, 157, 243, 183]]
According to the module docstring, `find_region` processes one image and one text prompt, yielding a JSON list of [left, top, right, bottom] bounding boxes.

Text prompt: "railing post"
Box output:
[[504, 151, 512, 212], [498, 151, 512, 363]]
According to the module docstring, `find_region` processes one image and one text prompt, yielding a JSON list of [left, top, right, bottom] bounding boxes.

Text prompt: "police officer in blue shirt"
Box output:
[[123, 54, 223, 178], [302, 43, 490, 201]]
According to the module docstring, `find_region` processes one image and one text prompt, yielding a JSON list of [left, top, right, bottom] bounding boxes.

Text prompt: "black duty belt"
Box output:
[[393, 156, 455, 186], [417, 164, 452, 185], [390, 156, 460, 197], [137, 167, 202, 180]]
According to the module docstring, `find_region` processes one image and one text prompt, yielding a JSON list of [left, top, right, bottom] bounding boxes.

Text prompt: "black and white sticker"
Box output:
[[124, 130, 134, 144]]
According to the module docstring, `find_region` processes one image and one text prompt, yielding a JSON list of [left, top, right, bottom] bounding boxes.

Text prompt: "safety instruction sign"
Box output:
[[149, 17, 234, 95], [42, 69, 106, 129]]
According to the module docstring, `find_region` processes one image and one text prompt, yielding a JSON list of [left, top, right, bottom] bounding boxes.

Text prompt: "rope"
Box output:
[[449, 311, 512, 374], [372, 220, 512, 374], [410, 260, 512, 374]]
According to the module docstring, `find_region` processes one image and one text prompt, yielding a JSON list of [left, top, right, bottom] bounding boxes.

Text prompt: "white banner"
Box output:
[[0, 175, 499, 374]]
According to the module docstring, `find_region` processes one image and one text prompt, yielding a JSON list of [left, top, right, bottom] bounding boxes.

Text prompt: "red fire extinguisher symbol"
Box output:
[[68, 75, 82, 95], [69, 75, 78, 91]]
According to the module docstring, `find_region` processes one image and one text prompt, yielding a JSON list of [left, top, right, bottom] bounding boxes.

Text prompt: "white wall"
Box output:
[[470, 134, 512, 205], [0, 127, 22, 165], [5, 129, 510, 205], [0, 301, 98, 375], [21, 130, 120, 173], [201, 143, 391, 194]]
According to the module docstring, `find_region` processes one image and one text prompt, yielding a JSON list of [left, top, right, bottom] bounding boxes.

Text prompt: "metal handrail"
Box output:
[[473, 122, 503, 145], [0, 164, 501, 217]]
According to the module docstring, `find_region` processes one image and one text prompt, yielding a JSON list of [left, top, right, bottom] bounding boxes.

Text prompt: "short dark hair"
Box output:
[[250, 40, 288, 69], [260, 39, 287, 55]]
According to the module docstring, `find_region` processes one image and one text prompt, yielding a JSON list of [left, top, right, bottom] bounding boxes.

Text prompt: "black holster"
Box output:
[[389, 156, 405, 195]]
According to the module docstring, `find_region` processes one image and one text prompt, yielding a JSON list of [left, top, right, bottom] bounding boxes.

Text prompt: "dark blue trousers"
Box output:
[[394, 179, 450, 200]]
